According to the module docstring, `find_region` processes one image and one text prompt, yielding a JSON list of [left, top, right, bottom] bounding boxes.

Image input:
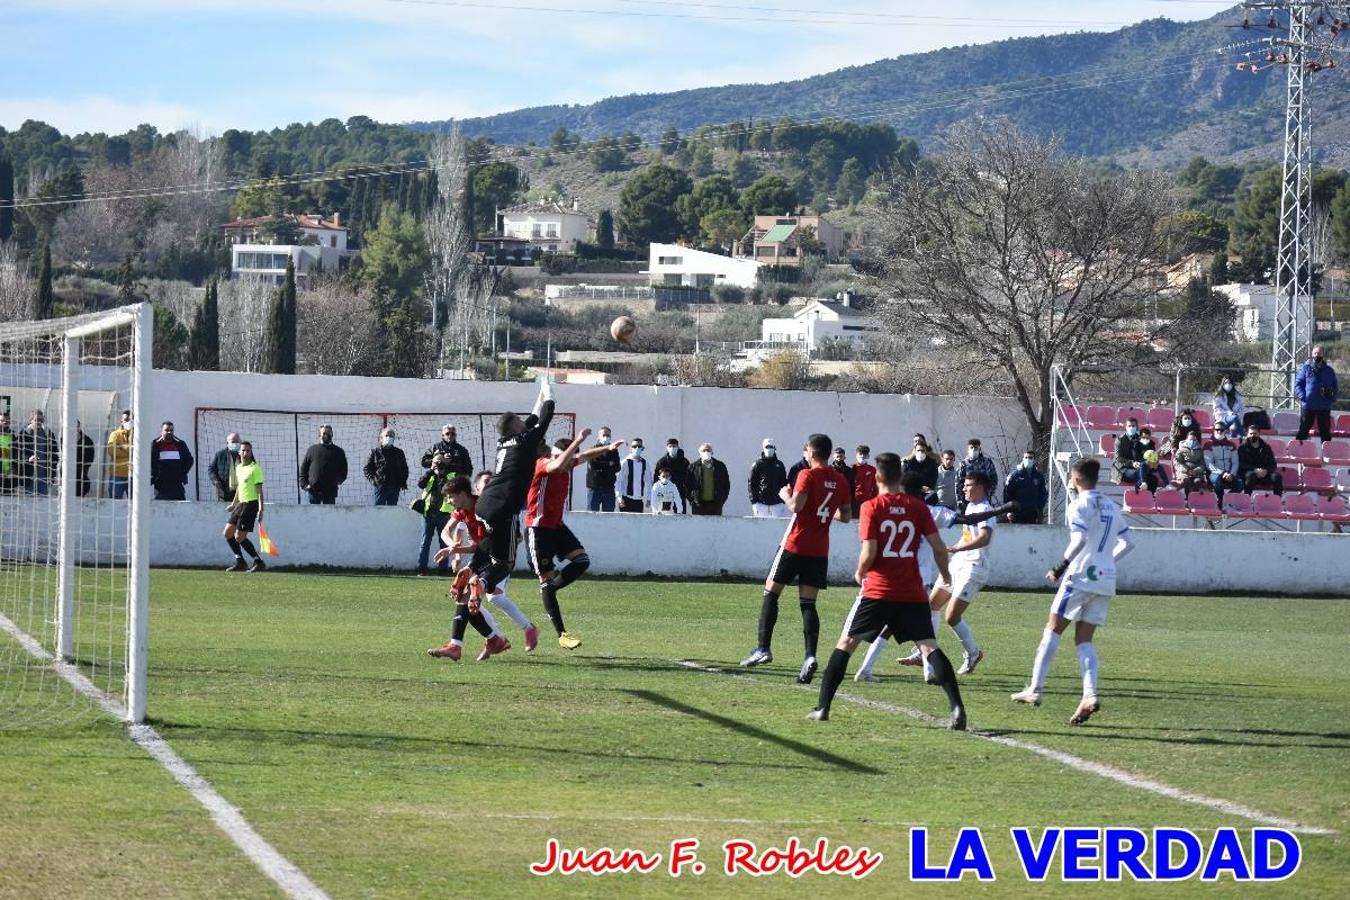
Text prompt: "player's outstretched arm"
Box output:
[[546, 428, 590, 473], [954, 501, 1017, 525], [1047, 529, 1088, 584], [574, 440, 625, 465]]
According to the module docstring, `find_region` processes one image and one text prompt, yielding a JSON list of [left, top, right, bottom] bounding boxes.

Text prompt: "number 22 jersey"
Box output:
[[782, 466, 848, 557], [859, 492, 938, 603]]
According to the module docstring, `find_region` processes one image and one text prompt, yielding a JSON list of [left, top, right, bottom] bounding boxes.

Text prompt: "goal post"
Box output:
[[0, 303, 151, 727]]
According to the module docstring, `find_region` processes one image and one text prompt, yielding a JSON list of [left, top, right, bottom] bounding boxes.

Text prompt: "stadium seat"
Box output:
[[1322, 441, 1350, 465], [1056, 404, 1085, 427], [1286, 440, 1321, 465], [1122, 490, 1157, 514], [1272, 411, 1300, 435], [1191, 409, 1213, 430], [1335, 414, 1350, 438], [1278, 466, 1300, 490], [1154, 490, 1187, 514], [1299, 467, 1333, 495], [1266, 438, 1289, 462], [1086, 405, 1118, 430], [1120, 406, 1150, 428], [1187, 492, 1221, 517], [1317, 495, 1350, 524], [1250, 493, 1286, 518], [1284, 493, 1319, 521], [1336, 467, 1350, 493], [1147, 408, 1175, 433], [1223, 492, 1253, 516], [1099, 434, 1116, 456]]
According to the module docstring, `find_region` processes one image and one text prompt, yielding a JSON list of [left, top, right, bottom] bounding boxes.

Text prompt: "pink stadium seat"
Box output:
[[1154, 490, 1187, 514], [1187, 492, 1221, 517], [1122, 491, 1157, 514], [1266, 438, 1289, 462], [1250, 493, 1286, 518], [1272, 411, 1300, 435], [1299, 468, 1333, 494], [1284, 493, 1319, 520], [1099, 434, 1116, 456], [1336, 467, 1350, 493], [1191, 409, 1213, 430], [1278, 466, 1300, 490], [1147, 408, 1175, 433], [1057, 404, 1085, 427], [1223, 492, 1253, 516], [1335, 414, 1350, 438], [1317, 495, 1350, 524], [1286, 440, 1321, 465], [1086, 405, 1118, 430], [1120, 406, 1150, 428], [1322, 441, 1350, 465]]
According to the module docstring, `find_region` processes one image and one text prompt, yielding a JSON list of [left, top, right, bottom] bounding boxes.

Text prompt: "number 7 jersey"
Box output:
[[858, 492, 938, 602], [1065, 490, 1128, 596], [782, 466, 849, 557]]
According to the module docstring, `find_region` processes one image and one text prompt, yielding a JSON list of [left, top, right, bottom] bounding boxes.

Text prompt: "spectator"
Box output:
[[617, 437, 648, 512], [1167, 409, 1202, 454], [106, 409, 132, 499], [902, 438, 939, 494], [851, 445, 878, 516], [16, 410, 58, 495], [786, 445, 811, 491], [1212, 377, 1246, 438], [0, 412, 14, 494], [687, 443, 730, 516], [149, 420, 192, 500], [585, 425, 622, 512], [1139, 450, 1168, 494], [1238, 424, 1284, 495], [911, 433, 940, 463], [1295, 346, 1338, 443], [829, 447, 855, 498], [749, 438, 789, 517], [935, 448, 959, 509], [422, 424, 473, 475], [654, 438, 690, 513], [1112, 417, 1146, 486], [364, 426, 409, 506], [1203, 423, 1240, 506], [649, 465, 681, 514], [1137, 425, 1158, 459], [209, 432, 242, 502], [1171, 431, 1210, 497], [70, 420, 94, 497], [299, 423, 348, 504], [956, 438, 998, 509], [1003, 450, 1047, 523], [416, 453, 455, 575]]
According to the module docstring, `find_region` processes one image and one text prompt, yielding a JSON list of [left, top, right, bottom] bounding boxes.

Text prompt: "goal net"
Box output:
[[0, 305, 150, 727]]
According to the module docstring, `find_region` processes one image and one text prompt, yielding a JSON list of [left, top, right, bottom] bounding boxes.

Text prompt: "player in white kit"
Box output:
[[1012, 458, 1135, 725]]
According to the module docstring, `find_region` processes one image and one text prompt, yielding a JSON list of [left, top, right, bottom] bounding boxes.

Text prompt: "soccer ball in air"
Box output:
[[610, 315, 638, 344]]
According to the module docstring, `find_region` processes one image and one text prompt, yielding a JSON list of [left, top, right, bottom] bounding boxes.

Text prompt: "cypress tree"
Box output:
[[265, 257, 298, 374], [0, 152, 14, 244], [35, 243, 54, 319], [116, 253, 138, 304], [189, 279, 221, 370], [596, 209, 615, 250]]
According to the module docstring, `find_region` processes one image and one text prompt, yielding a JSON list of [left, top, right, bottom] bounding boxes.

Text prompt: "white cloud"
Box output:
[[0, 96, 211, 135]]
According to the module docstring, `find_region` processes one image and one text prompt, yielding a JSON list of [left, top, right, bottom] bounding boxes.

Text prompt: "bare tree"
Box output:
[[297, 275, 381, 375], [1310, 203, 1333, 275], [0, 242, 35, 322], [868, 121, 1228, 455], [217, 276, 273, 372], [141, 130, 225, 263]]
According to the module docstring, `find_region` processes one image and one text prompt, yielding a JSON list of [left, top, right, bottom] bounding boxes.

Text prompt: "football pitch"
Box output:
[[1, 570, 1347, 898]]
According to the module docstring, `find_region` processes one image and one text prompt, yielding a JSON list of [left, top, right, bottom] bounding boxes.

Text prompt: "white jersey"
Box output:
[[951, 500, 996, 571], [1065, 490, 1128, 597], [650, 479, 682, 514], [919, 503, 958, 586]]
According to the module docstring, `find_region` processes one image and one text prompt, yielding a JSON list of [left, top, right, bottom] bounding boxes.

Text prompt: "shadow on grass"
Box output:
[[624, 689, 884, 776]]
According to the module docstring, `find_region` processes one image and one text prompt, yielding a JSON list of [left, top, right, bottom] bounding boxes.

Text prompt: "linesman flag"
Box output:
[[257, 524, 280, 558]]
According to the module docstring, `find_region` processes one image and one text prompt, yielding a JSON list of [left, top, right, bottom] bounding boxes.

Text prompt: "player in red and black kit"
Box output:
[[740, 433, 852, 684], [808, 452, 967, 729], [851, 445, 878, 517], [525, 429, 626, 650]]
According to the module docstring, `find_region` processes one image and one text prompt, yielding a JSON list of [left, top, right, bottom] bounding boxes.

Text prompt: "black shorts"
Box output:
[[228, 500, 259, 532], [526, 524, 582, 575], [768, 549, 828, 590], [843, 598, 934, 644], [470, 514, 520, 573]]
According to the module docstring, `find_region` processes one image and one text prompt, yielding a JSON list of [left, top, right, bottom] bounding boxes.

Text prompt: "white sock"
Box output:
[[951, 619, 979, 656], [930, 610, 942, 637], [480, 605, 502, 638], [1029, 628, 1060, 692], [1077, 642, 1099, 701], [489, 591, 532, 630], [856, 635, 888, 677]]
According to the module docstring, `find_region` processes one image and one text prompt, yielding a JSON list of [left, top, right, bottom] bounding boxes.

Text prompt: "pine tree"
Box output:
[[265, 258, 297, 373], [35, 243, 54, 319], [0, 152, 14, 244], [189, 279, 221, 370]]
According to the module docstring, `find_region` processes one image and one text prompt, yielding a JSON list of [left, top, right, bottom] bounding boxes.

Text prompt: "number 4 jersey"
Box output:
[[859, 492, 938, 603], [782, 466, 849, 557], [1065, 489, 1128, 596]]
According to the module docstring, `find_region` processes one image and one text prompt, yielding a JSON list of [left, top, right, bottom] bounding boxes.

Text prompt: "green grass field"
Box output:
[[1, 569, 1348, 898]]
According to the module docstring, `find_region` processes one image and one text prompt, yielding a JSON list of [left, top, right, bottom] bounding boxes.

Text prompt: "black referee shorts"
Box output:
[[768, 548, 828, 590], [227, 500, 259, 532], [842, 597, 934, 644]]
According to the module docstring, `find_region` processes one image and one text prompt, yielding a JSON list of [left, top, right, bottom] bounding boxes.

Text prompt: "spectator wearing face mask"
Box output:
[[654, 438, 690, 513], [364, 427, 410, 506], [1203, 423, 1240, 506], [830, 447, 855, 498], [149, 420, 193, 501], [1167, 410, 1202, 455], [1113, 418, 1146, 487], [209, 432, 242, 502], [585, 425, 622, 512], [300, 424, 348, 505], [617, 438, 648, 512], [106, 409, 133, 499], [1238, 424, 1283, 495], [955, 438, 997, 510], [687, 443, 730, 516], [851, 445, 878, 516], [749, 438, 789, 517], [1003, 451, 1047, 523], [935, 448, 959, 509], [1212, 377, 1246, 438], [902, 438, 939, 494], [1295, 346, 1338, 443], [1171, 431, 1210, 497], [649, 464, 682, 514]]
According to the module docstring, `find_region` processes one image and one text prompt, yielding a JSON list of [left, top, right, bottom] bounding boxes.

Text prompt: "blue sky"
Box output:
[[0, 0, 1232, 135]]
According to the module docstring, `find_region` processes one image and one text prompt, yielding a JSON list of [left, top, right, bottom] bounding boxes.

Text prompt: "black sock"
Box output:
[[238, 538, 260, 560], [541, 581, 566, 634], [800, 600, 820, 659], [468, 609, 492, 638], [452, 604, 470, 641], [225, 537, 243, 559], [555, 553, 590, 589], [757, 590, 779, 650], [816, 648, 851, 714], [927, 648, 965, 713]]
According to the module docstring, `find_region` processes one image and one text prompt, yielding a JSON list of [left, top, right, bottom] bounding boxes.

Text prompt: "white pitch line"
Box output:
[[675, 659, 1335, 836], [0, 613, 330, 900]]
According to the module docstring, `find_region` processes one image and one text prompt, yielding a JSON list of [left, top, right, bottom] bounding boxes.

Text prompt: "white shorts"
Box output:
[[948, 566, 987, 604], [752, 502, 789, 518], [1052, 582, 1111, 626]]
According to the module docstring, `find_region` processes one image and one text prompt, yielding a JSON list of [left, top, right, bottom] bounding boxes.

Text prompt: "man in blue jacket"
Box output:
[[1003, 451, 1048, 524], [1295, 346, 1338, 443]]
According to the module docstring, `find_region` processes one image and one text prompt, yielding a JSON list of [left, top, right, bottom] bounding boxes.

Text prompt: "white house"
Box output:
[[1214, 282, 1309, 343], [645, 243, 762, 289], [496, 200, 592, 254], [223, 214, 354, 284], [757, 297, 878, 354]]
